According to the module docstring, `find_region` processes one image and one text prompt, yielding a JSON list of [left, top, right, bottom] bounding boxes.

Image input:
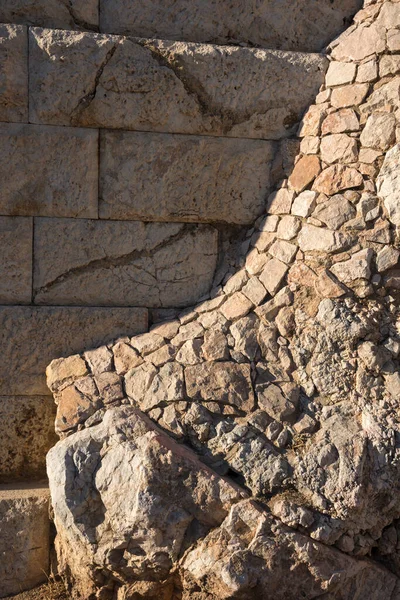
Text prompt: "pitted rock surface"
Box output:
[[46, 1, 400, 598]]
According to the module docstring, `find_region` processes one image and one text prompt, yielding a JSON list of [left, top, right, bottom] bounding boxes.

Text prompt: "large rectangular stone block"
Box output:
[[0, 123, 98, 218], [0, 217, 32, 304], [0, 0, 98, 30], [99, 131, 274, 225], [29, 28, 327, 140], [0, 484, 50, 598], [0, 306, 148, 395], [99, 0, 361, 53], [0, 24, 28, 122], [0, 396, 56, 481], [33, 218, 218, 308]]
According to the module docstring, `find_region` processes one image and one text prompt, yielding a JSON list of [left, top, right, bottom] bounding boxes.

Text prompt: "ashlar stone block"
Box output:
[[0, 24, 28, 122], [0, 0, 99, 30], [0, 306, 148, 395], [29, 27, 327, 140], [33, 218, 218, 308], [0, 123, 98, 218], [100, 131, 274, 224], [0, 217, 32, 304]]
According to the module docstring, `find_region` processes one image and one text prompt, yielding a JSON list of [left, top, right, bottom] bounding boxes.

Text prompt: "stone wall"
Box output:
[[0, 10, 332, 484]]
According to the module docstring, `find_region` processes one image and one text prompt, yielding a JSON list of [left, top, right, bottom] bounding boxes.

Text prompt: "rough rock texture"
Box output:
[[0, 306, 147, 395], [0, 396, 56, 481], [99, 0, 362, 52], [0, 0, 99, 30], [28, 28, 327, 139], [99, 131, 274, 225], [33, 219, 218, 307], [0, 123, 98, 218], [0, 485, 50, 598], [0, 217, 32, 304], [0, 24, 28, 122]]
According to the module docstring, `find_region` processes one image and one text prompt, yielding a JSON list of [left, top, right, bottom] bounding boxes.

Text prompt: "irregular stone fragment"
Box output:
[[185, 362, 254, 412], [289, 155, 321, 192], [242, 276, 268, 306], [325, 61, 356, 86], [360, 77, 400, 120], [360, 112, 396, 151], [230, 314, 259, 360], [313, 165, 363, 195], [84, 346, 113, 376], [377, 144, 400, 226], [293, 413, 318, 434], [202, 330, 229, 361], [259, 258, 288, 295], [0, 217, 32, 304], [321, 108, 359, 134], [313, 195, 356, 229], [387, 28, 400, 52], [95, 372, 123, 405], [220, 292, 253, 321], [29, 28, 326, 140], [331, 22, 385, 62], [266, 188, 295, 215], [245, 249, 269, 276], [257, 384, 297, 422], [315, 269, 347, 298], [100, 131, 274, 225], [171, 321, 204, 347], [380, 55, 400, 77], [300, 135, 320, 154], [47, 355, 88, 394], [176, 339, 203, 365], [320, 133, 358, 164], [330, 248, 373, 283], [376, 246, 400, 273], [255, 286, 293, 322], [297, 224, 347, 253], [0, 123, 98, 218], [55, 384, 101, 433], [356, 58, 378, 83], [113, 342, 143, 375], [130, 332, 165, 357], [146, 344, 177, 367], [0, 24, 28, 122], [259, 215, 279, 232], [330, 83, 369, 108], [125, 362, 157, 405], [141, 363, 185, 410], [33, 219, 218, 308], [223, 269, 248, 294], [291, 190, 318, 217], [276, 216, 301, 240], [269, 240, 297, 265], [298, 103, 328, 137]]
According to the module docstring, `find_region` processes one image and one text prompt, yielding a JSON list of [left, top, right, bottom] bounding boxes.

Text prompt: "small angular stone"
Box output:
[[313, 195, 356, 230], [376, 246, 400, 273], [326, 61, 356, 87], [320, 134, 358, 164], [130, 332, 165, 356], [330, 248, 373, 283], [291, 191, 318, 218], [46, 355, 88, 393], [266, 189, 295, 215], [331, 83, 369, 109], [95, 372, 124, 405], [259, 258, 288, 295], [313, 165, 363, 195], [220, 292, 253, 320], [298, 104, 328, 137], [84, 346, 113, 376], [276, 216, 301, 240], [176, 339, 203, 365], [202, 330, 229, 361], [289, 155, 321, 193], [360, 112, 396, 151], [321, 108, 359, 134], [242, 276, 268, 306], [113, 342, 143, 375], [269, 239, 297, 265]]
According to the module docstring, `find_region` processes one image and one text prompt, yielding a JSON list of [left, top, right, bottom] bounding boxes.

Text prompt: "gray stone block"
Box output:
[[99, 0, 361, 52], [0, 396, 56, 481], [0, 484, 50, 598], [0, 123, 98, 218], [0, 217, 32, 304], [29, 28, 327, 140], [0, 306, 148, 395], [0, 0, 98, 30], [33, 218, 218, 308], [99, 131, 274, 224], [0, 24, 28, 122]]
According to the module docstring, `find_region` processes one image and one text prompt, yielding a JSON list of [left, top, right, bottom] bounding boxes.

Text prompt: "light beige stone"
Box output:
[[266, 189, 295, 214], [377, 2, 400, 30], [356, 58, 378, 83], [298, 103, 328, 137], [331, 22, 385, 62], [253, 232, 276, 252], [321, 108, 359, 134], [47, 355, 88, 394], [255, 286, 293, 322], [300, 136, 320, 154], [113, 342, 142, 375], [313, 195, 356, 230], [0, 24, 28, 122], [376, 246, 400, 273], [315, 269, 347, 298], [0, 397, 56, 480], [176, 339, 203, 365], [145, 344, 176, 367], [320, 133, 358, 164], [0, 485, 50, 597], [276, 215, 301, 240], [387, 28, 400, 52], [84, 346, 113, 376], [297, 224, 346, 253], [33, 219, 218, 307], [359, 148, 382, 164], [245, 249, 269, 276], [171, 321, 204, 347], [259, 215, 280, 232], [291, 190, 318, 217], [360, 77, 400, 121], [100, 131, 274, 225], [380, 55, 400, 78], [130, 332, 165, 357], [202, 329, 229, 361], [360, 112, 396, 151], [377, 144, 400, 227], [259, 258, 288, 295], [289, 155, 321, 192], [269, 239, 297, 264], [242, 276, 268, 306], [29, 28, 326, 140], [0, 306, 147, 395], [0, 123, 98, 218], [99, 0, 361, 52], [0, 217, 32, 305], [325, 61, 356, 86], [220, 292, 253, 320], [313, 165, 363, 195], [0, 0, 99, 29], [331, 83, 369, 109], [330, 248, 373, 283]]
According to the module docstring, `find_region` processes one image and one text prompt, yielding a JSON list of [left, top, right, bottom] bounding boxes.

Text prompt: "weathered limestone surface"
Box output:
[[0, 484, 50, 598], [0, 123, 98, 218], [0, 396, 56, 481], [100, 131, 275, 224], [29, 28, 328, 139], [99, 0, 362, 52], [0, 0, 99, 30], [33, 219, 218, 307], [0, 25, 28, 123], [0, 217, 32, 304], [0, 306, 148, 395]]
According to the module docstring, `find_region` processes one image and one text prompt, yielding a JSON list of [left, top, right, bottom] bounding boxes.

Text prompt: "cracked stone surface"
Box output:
[[33, 219, 218, 307], [0, 0, 99, 30], [99, 131, 275, 225], [45, 1, 400, 598], [28, 27, 327, 139], [0, 123, 98, 218]]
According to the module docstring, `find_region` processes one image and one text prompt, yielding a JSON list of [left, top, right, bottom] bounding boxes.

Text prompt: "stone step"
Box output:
[[0, 483, 50, 598], [0, 0, 362, 52]]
